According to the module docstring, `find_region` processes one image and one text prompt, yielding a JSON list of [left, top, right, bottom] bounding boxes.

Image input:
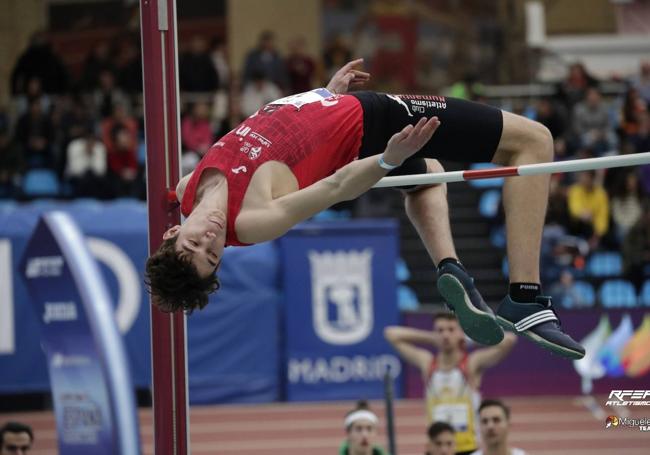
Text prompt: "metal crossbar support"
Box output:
[[373, 152, 650, 188], [140, 0, 189, 453]]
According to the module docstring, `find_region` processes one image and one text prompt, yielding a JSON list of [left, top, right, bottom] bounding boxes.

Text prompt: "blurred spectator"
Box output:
[[13, 98, 54, 169], [572, 87, 616, 154], [631, 61, 650, 104], [558, 62, 597, 109], [549, 270, 590, 309], [627, 109, 649, 155], [64, 128, 109, 198], [546, 177, 571, 227], [536, 98, 568, 139], [242, 31, 287, 91], [239, 71, 282, 118], [426, 422, 456, 455], [619, 87, 648, 137], [210, 37, 230, 89], [449, 73, 485, 101], [91, 70, 130, 119], [541, 222, 590, 286], [101, 103, 138, 196], [115, 36, 143, 94], [101, 102, 138, 150], [179, 36, 219, 93], [14, 77, 51, 117], [568, 170, 609, 248], [285, 36, 316, 94], [472, 399, 528, 455], [0, 112, 22, 196], [81, 41, 115, 92], [59, 97, 93, 155], [611, 172, 643, 241], [622, 203, 650, 291], [323, 35, 352, 83], [553, 137, 571, 161], [10, 31, 68, 95], [339, 400, 386, 455], [181, 102, 215, 157], [0, 421, 33, 455], [106, 125, 138, 197]]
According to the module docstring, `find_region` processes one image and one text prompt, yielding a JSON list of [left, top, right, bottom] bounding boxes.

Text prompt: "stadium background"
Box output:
[[1, 0, 650, 453]]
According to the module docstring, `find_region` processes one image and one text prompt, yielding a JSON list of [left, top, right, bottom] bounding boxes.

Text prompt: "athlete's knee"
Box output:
[[495, 116, 553, 165], [425, 158, 444, 174], [400, 159, 446, 195], [529, 121, 554, 163]]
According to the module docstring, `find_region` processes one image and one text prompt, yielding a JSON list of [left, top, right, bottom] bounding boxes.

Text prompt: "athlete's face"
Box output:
[[426, 430, 456, 455], [163, 210, 226, 278], [479, 405, 509, 448], [433, 318, 463, 352], [347, 420, 377, 455]]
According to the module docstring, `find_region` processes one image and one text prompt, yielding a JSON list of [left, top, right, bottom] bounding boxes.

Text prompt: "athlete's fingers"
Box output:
[[413, 117, 440, 147], [339, 58, 364, 73], [349, 70, 370, 80], [389, 123, 414, 144]]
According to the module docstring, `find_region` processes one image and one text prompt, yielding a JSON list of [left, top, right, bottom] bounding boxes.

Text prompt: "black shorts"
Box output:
[[351, 91, 503, 181]]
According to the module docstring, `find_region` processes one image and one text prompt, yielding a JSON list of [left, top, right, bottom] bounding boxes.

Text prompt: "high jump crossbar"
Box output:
[[372, 152, 650, 188]]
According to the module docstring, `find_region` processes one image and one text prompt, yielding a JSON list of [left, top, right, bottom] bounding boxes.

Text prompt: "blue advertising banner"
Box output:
[[20, 212, 140, 454], [0, 201, 280, 405], [280, 220, 403, 401]]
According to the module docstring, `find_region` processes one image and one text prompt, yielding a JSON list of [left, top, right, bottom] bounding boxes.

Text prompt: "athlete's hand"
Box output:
[[383, 116, 441, 166], [326, 58, 370, 95]]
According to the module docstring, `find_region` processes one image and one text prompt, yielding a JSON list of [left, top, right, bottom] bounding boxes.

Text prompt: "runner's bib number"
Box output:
[[432, 404, 470, 431], [269, 88, 335, 109]]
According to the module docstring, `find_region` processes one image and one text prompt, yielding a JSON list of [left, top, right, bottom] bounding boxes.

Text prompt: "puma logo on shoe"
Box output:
[[231, 166, 247, 174]]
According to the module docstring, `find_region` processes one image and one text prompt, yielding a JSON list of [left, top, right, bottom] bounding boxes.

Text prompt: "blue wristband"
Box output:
[[378, 155, 400, 170]]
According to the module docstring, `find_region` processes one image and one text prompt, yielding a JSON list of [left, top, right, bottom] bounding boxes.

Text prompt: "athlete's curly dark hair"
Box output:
[[145, 237, 220, 313]]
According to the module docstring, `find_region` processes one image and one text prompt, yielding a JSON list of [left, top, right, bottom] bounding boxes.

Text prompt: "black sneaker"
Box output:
[[436, 261, 504, 345], [496, 295, 585, 359]]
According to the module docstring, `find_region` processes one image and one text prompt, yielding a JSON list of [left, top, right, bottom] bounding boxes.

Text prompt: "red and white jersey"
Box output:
[[181, 88, 364, 246]]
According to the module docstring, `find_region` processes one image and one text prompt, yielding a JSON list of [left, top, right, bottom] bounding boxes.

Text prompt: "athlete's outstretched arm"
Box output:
[[384, 326, 434, 374], [467, 332, 517, 375], [235, 117, 440, 243]]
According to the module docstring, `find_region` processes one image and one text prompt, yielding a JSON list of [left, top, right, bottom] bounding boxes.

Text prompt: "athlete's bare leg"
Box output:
[[404, 159, 504, 346], [403, 159, 457, 265], [491, 111, 553, 284], [491, 111, 584, 359]]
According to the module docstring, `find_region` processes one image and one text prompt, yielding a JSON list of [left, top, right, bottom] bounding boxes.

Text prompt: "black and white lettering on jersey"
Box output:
[[234, 125, 272, 161]]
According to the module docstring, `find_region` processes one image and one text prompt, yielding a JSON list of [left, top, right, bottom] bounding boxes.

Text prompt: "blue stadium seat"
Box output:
[[573, 280, 596, 307], [468, 163, 504, 188], [396, 257, 411, 282], [599, 280, 637, 308], [398, 285, 419, 310], [587, 251, 623, 277], [479, 189, 501, 219], [22, 168, 60, 198], [640, 281, 650, 307]]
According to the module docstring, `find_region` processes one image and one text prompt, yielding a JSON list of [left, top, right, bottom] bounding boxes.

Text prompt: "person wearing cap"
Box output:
[[339, 400, 388, 455]]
